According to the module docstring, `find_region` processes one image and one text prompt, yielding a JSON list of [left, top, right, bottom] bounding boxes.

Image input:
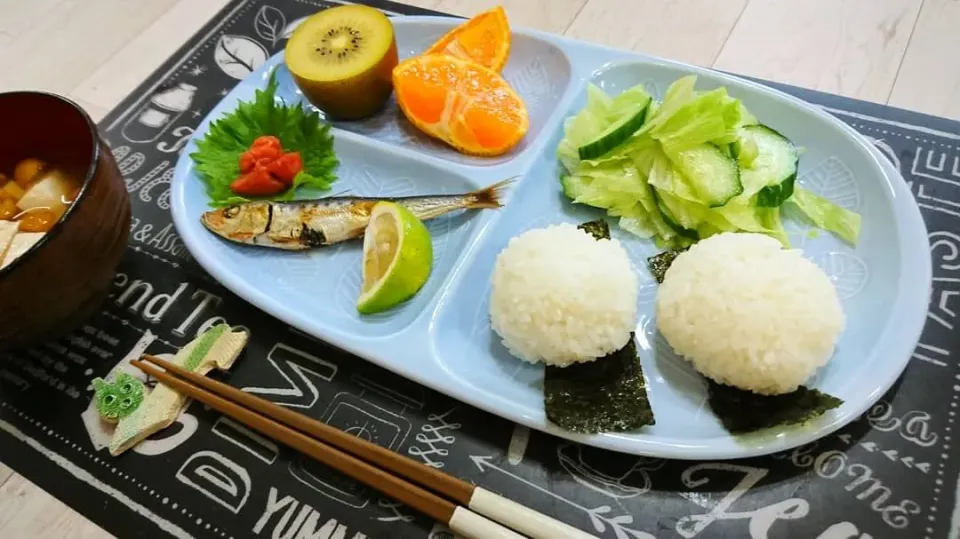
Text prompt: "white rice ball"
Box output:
[[656, 232, 845, 395], [489, 223, 638, 367]]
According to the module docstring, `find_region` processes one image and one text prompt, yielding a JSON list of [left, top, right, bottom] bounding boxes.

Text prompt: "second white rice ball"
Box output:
[[656, 232, 845, 395]]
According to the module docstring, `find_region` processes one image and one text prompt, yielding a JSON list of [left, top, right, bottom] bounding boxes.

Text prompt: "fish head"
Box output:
[[201, 203, 271, 243]]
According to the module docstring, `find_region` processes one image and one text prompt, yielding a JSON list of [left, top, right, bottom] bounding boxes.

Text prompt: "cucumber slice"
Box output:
[[756, 174, 795, 207], [741, 125, 798, 207], [670, 144, 742, 207], [577, 96, 652, 160]]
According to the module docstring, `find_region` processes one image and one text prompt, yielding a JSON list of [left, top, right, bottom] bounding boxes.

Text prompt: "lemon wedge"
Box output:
[[357, 201, 433, 314]]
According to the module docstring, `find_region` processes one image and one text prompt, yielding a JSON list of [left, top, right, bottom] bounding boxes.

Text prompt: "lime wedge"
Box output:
[[357, 201, 433, 314]]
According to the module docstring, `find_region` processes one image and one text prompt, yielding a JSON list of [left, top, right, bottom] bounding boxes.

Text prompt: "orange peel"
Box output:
[[424, 6, 511, 72]]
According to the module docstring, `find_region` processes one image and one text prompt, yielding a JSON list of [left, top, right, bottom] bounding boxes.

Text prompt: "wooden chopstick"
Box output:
[[135, 355, 598, 539], [142, 355, 471, 499], [132, 358, 525, 539]]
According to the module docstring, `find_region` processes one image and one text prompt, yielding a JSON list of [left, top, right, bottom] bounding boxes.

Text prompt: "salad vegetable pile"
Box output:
[[558, 75, 861, 248]]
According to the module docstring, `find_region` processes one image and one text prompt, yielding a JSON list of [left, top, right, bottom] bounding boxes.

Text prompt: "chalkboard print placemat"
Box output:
[[0, 1, 956, 538]]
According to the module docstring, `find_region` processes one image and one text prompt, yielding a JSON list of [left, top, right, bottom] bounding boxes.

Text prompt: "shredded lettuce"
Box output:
[[640, 146, 699, 202], [566, 161, 647, 210], [557, 75, 863, 248], [647, 87, 742, 156], [788, 187, 862, 245]]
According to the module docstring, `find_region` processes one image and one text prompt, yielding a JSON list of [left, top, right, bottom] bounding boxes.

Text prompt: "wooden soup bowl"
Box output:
[[0, 92, 131, 350]]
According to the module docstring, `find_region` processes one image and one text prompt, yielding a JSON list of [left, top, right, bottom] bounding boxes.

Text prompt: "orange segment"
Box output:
[[393, 55, 529, 157], [424, 6, 511, 72]]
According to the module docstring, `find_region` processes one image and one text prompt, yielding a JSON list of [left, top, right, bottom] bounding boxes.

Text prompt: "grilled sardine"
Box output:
[[200, 179, 513, 250]]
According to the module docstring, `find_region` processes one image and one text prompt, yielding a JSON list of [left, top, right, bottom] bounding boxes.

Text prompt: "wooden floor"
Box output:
[[0, 0, 956, 535]]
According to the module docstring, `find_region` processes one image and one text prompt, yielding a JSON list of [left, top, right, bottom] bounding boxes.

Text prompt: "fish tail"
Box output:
[[465, 177, 517, 209]]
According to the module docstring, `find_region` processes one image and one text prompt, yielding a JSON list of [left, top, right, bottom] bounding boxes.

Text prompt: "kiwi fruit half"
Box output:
[[285, 5, 399, 121]]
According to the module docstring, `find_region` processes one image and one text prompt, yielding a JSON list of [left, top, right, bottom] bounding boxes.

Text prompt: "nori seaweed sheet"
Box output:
[[647, 248, 687, 283], [578, 219, 610, 241], [545, 336, 655, 433], [542, 219, 656, 434], [648, 245, 845, 435], [707, 381, 843, 434]]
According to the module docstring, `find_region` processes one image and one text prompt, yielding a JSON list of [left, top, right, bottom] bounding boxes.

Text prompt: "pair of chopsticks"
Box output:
[[132, 356, 598, 539]]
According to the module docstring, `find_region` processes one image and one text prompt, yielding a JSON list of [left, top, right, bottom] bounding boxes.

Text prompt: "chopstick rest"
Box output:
[[108, 324, 248, 456], [135, 355, 599, 539]]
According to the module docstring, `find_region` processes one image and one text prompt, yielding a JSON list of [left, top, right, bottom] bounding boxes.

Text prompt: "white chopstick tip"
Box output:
[[468, 488, 599, 539], [449, 506, 526, 539]]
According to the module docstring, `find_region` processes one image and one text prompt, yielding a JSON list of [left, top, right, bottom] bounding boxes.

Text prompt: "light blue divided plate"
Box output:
[[170, 16, 931, 459]]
